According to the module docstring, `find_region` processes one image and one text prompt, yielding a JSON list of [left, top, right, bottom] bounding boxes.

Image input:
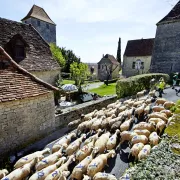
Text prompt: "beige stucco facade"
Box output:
[[122, 55, 152, 77], [32, 69, 61, 85]]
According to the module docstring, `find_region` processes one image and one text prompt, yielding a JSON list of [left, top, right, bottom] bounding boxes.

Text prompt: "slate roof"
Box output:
[[98, 54, 120, 65], [158, 1, 180, 24], [124, 38, 154, 57], [0, 46, 59, 103], [21, 5, 55, 25], [0, 18, 60, 71]]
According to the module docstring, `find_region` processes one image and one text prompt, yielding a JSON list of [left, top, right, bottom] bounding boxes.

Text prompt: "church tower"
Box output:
[[150, 1, 180, 74], [21, 5, 56, 44]]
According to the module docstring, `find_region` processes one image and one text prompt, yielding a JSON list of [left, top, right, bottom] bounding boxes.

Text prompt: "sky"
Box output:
[[0, 0, 178, 63]]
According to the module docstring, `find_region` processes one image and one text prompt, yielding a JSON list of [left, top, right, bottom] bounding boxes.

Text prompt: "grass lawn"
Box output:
[[62, 79, 75, 84], [89, 83, 116, 96]]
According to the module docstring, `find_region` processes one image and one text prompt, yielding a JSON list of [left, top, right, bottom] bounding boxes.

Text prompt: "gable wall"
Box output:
[[122, 55, 152, 77], [150, 21, 180, 74], [23, 17, 56, 44]]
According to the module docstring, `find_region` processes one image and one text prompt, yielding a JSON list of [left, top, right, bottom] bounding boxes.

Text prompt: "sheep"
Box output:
[[136, 90, 146, 100], [163, 101, 175, 109], [83, 110, 98, 121], [152, 106, 165, 112], [94, 110, 106, 118], [133, 122, 156, 132], [87, 150, 116, 178], [119, 131, 137, 145], [123, 99, 133, 105], [45, 155, 75, 180], [144, 105, 151, 115], [106, 108, 119, 117], [134, 104, 146, 118], [148, 90, 156, 97], [155, 98, 167, 105], [110, 120, 122, 132], [129, 142, 144, 160], [0, 169, 8, 179], [106, 129, 120, 150], [35, 147, 66, 171], [120, 118, 134, 132], [131, 135, 148, 145], [118, 105, 127, 113], [76, 139, 95, 162], [71, 150, 96, 180], [109, 115, 125, 128], [133, 100, 145, 108], [52, 132, 76, 153], [2, 158, 37, 180], [101, 114, 116, 129], [93, 172, 117, 180], [68, 119, 82, 129], [66, 134, 86, 156], [93, 132, 111, 153], [83, 129, 102, 146], [14, 148, 50, 169], [148, 118, 164, 125], [125, 107, 135, 119], [160, 110, 172, 117], [134, 129, 151, 138], [148, 113, 168, 123], [156, 120, 166, 135], [91, 116, 106, 131], [83, 175, 92, 180], [138, 145, 151, 160], [149, 132, 160, 146], [145, 98, 153, 105]]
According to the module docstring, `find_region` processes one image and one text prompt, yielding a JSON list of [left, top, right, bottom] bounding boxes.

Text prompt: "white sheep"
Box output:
[[160, 110, 172, 117], [93, 172, 117, 180], [156, 120, 166, 135], [155, 98, 167, 105], [133, 122, 156, 132], [120, 118, 134, 132], [152, 106, 165, 112], [106, 129, 120, 150], [0, 169, 8, 179], [119, 131, 137, 145], [136, 90, 146, 100], [131, 135, 148, 145], [149, 132, 160, 146], [138, 144, 151, 160], [163, 101, 175, 109], [129, 142, 144, 160], [133, 129, 150, 138]]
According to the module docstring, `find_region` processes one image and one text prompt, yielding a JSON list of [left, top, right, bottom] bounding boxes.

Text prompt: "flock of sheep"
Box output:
[[0, 89, 175, 180]]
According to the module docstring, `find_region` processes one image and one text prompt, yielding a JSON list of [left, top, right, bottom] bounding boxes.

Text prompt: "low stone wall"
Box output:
[[55, 95, 117, 128], [0, 92, 55, 157]]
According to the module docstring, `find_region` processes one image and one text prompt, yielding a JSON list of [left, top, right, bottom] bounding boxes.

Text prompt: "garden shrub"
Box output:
[[104, 78, 119, 85], [116, 73, 169, 98]]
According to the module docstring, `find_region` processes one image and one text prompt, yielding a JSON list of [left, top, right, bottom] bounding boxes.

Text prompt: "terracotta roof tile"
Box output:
[[124, 38, 154, 57]]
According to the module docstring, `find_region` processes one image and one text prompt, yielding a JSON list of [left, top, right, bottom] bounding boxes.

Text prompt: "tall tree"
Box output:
[[60, 47, 81, 73], [116, 37, 121, 66], [70, 62, 90, 93], [50, 43, 66, 68]]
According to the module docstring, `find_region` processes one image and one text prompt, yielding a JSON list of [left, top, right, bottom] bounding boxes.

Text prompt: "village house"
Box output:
[[0, 17, 60, 85], [0, 46, 59, 157], [122, 38, 154, 77], [150, 1, 180, 74], [21, 5, 56, 44], [86, 63, 98, 80], [98, 54, 120, 81]]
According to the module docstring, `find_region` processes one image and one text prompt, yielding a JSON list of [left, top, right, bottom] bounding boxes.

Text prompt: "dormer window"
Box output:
[[14, 39, 25, 61]]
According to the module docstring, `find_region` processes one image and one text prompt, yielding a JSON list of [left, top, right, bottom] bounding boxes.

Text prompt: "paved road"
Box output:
[[10, 87, 180, 178]]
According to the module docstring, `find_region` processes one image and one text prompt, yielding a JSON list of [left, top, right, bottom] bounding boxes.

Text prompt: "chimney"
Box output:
[[102, 54, 104, 58]]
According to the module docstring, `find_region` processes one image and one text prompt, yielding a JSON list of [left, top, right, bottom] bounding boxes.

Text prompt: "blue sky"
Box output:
[[0, 0, 177, 63]]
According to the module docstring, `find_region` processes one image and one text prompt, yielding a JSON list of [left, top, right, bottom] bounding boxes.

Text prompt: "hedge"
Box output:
[[116, 73, 170, 98]]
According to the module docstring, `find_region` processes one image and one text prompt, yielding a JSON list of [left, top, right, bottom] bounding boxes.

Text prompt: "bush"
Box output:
[[116, 73, 169, 98], [104, 78, 119, 85]]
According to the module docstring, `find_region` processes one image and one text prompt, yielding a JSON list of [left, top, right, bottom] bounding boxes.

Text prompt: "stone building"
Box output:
[[0, 17, 60, 85], [122, 38, 154, 77], [150, 1, 180, 74], [21, 5, 56, 44], [0, 46, 59, 157], [86, 63, 98, 80], [98, 54, 120, 81]]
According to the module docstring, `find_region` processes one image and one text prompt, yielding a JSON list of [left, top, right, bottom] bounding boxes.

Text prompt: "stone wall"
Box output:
[[122, 55, 151, 77], [32, 69, 60, 85], [150, 21, 180, 74], [0, 92, 55, 157], [55, 95, 117, 128], [23, 17, 56, 44]]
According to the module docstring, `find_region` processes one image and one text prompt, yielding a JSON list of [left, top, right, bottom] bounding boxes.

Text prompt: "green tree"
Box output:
[[70, 62, 90, 93], [60, 47, 81, 73], [116, 37, 121, 66], [50, 43, 66, 68]]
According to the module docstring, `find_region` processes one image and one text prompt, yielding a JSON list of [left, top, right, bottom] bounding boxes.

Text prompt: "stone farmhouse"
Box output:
[[21, 5, 56, 44], [0, 18, 60, 85], [98, 54, 120, 81], [122, 38, 154, 77], [0, 46, 59, 157], [150, 1, 180, 74]]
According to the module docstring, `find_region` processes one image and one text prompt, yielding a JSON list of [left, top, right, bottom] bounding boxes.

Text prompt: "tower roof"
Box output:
[[21, 5, 56, 25], [157, 1, 180, 25]]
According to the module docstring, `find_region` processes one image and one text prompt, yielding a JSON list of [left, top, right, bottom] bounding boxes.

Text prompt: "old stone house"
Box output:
[[86, 63, 98, 80], [122, 38, 154, 77], [0, 46, 59, 157], [21, 5, 56, 44], [150, 1, 180, 74], [98, 54, 120, 81], [0, 17, 60, 85]]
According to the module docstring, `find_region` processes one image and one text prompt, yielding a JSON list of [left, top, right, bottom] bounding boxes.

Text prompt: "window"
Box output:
[[46, 23, 49, 29], [101, 65, 104, 69], [141, 62, 144, 69], [132, 62, 135, 69], [14, 39, 25, 60], [98, 64, 100, 69], [0, 62, 5, 69], [37, 20, 40, 26]]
